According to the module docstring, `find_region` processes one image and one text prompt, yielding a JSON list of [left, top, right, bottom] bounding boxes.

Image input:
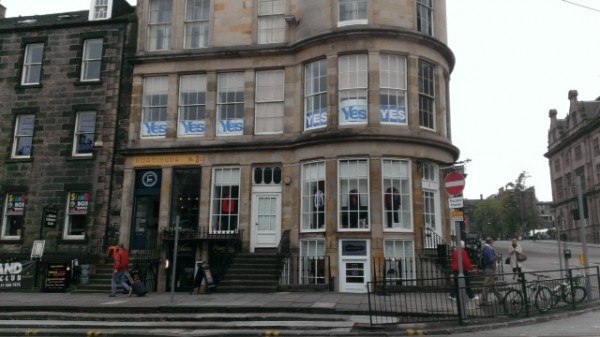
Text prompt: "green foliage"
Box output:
[[470, 170, 542, 240]]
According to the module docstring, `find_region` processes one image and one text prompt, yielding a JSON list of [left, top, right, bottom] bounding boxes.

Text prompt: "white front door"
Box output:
[[251, 193, 281, 251], [339, 239, 371, 293]]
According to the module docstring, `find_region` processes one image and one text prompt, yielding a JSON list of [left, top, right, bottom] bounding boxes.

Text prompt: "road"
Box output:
[[493, 239, 600, 277]]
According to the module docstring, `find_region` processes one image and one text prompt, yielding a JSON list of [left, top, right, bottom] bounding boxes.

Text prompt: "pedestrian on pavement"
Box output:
[[449, 241, 478, 301], [508, 238, 523, 280], [110, 243, 132, 297], [480, 237, 496, 306]]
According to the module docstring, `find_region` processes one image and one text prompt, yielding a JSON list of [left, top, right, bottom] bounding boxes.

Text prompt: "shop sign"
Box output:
[[6, 193, 27, 216], [0, 261, 35, 289], [68, 192, 89, 215], [44, 263, 68, 292]]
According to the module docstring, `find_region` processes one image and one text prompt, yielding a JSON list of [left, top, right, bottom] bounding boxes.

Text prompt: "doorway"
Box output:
[[339, 239, 371, 293]]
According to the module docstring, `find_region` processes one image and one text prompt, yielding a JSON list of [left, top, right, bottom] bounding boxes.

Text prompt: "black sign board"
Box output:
[[191, 262, 215, 294], [44, 263, 68, 292], [43, 208, 58, 227]]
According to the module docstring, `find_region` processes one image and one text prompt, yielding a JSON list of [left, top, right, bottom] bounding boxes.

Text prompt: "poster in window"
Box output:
[[68, 192, 89, 215], [6, 193, 27, 216]]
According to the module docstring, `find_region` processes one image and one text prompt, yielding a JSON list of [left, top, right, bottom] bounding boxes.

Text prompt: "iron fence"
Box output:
[[367, 266, 600, 327], [279, 255, 332, 291]]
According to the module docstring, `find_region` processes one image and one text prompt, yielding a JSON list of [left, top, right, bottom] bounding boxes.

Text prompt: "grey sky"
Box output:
[[3, 0, 598, 201]]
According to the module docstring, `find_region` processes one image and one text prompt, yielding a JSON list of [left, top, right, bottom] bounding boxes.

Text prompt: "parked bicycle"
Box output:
[[546, 270, 587, 309], [502, 274, 554, 316]]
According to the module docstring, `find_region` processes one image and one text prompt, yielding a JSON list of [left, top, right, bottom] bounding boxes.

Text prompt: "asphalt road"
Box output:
[[493, 239, 600, 277]]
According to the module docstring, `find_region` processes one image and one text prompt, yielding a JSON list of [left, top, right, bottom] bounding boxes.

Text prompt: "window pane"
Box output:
[[73, 111, 96, 156], [304, 59, 328, 130], [217, 73, 244, 136], [142, 77, 168, 138]]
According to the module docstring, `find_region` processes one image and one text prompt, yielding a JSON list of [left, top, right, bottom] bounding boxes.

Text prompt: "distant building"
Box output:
[[546, 90, 600, 243]]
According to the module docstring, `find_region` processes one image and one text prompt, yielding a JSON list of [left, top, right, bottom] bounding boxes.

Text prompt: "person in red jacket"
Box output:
[[449, 241, 478, 301], [110, 243, 132, 297]]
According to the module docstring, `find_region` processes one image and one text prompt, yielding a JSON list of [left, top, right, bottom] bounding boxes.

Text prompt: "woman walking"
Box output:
[[508, 238, 523, 280]]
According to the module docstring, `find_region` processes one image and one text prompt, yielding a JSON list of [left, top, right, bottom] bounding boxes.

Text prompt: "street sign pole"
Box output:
[[445, 171, 467, 322]]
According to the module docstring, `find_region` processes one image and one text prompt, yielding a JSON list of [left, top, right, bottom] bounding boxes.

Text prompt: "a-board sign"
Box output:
[[191, 261, 215, 294], [44, 263, 68, 292]]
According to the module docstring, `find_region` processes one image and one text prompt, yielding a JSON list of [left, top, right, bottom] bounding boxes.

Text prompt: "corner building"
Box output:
[[122, 0, 458, 293]]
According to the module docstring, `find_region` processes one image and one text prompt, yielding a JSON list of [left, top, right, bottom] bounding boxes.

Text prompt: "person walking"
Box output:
[[508, 238, 523, 280], [449, 241, 478, 301], [479, 237, 496, 306], [110, 243, 132, 297]]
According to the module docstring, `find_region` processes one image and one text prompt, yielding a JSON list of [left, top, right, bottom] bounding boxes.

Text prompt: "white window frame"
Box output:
[[141, 76, 169, 139], [184, 0, 211, 49], [12, 114, 35, 159], [422, 163, 441, 233], [384, 239, 416, 283], [63, 192, 89, 240], [380, 54, 407, 126], [72, 111, 96, 157], [21, 44, 44, 85], [216, 72, 245, 136], [382, 159, 412, 231], [1, 193, 26, 240], [210, 167, 241, 233], [417, 0, 433, 36], [339, 54, 368, 126], [178, 74, 207, 137], [89, 0, 112, 21], [418, 60, 435, 130], [258, 0, 286, 44], [338, 158, 369, 231], [304, 59, 328, 131], [300, 239, 326, 285], [301, 161, 326, 232], [338, 0, 367, 27], [147, 0, 173, 51], [255, 69, 284, 134], [81, 39, 103, 82]]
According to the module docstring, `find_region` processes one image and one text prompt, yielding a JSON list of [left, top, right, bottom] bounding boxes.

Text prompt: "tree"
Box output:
[[471, 198, 504, 239], [503, 171, 542, 238]]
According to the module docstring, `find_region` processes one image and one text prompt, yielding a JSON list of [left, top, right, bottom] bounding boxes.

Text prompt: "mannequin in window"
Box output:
[[384, 186, 401, 228], [313, 187, 324, 229], [348, 189, 360, 228], [221, 192, 237, 231]]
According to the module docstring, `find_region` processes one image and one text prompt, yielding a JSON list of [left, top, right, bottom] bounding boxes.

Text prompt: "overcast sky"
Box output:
[[3, 0, 599, 202]]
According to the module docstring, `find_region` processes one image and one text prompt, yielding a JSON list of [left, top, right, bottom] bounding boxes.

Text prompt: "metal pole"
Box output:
[[455, 219, 466, 322], [170, 216, 180, 303], [575, 176, 591, 299]]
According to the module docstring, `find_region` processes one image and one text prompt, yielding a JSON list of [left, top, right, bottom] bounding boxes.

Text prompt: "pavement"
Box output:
[[2, 290, 600, 336]]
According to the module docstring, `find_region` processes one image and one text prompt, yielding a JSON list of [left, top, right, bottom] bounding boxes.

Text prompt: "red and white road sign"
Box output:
[[444, 172, 465, 196]]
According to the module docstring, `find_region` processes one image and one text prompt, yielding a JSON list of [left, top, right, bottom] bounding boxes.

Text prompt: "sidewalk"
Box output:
[[1, 290, 599, 336]]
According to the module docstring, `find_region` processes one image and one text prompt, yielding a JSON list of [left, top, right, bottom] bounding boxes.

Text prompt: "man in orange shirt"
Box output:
[[109, 243, 132, 297]]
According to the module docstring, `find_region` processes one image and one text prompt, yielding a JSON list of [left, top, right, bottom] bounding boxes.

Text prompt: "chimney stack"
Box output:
[[0, 1, 6, 19]]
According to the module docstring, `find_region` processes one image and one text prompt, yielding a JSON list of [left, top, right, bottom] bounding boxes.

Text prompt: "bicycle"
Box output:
[[548, 271, 587, 308], [502, 274, 554, 316]]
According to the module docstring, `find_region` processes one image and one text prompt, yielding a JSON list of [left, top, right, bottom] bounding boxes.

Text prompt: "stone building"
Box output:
[[0, 0, 136, 262], [121, 0, 458, 293], [546, 90, 600, 243]]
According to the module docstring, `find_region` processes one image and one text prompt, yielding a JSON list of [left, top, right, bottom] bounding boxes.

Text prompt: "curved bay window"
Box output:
[[301, 161, 325, 231], [339, 159, 369, 230]]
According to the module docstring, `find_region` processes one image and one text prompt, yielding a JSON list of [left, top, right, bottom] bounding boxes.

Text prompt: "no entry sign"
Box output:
[[444, 172, 465, 196]]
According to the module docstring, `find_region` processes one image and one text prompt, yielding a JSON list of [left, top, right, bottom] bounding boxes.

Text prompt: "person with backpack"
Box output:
[[479, 237, 496, 306], [109, 243, 132, 297]]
